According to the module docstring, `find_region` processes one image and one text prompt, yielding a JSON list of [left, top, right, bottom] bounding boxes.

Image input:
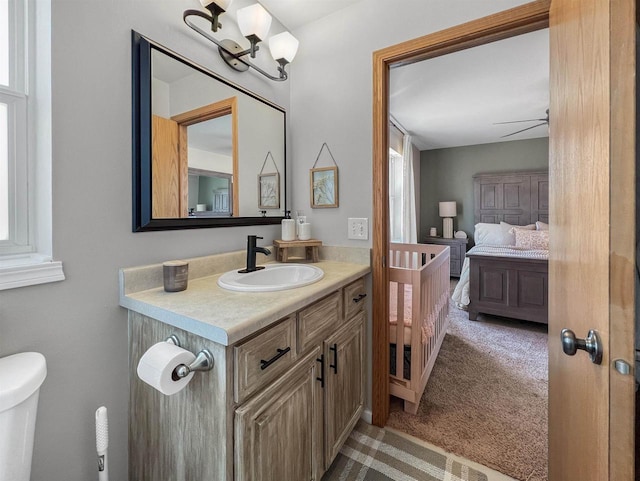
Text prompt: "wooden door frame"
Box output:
[[171, 96, 240, 217], [371, 0, 551, 426], [608, 0, 636, 477]]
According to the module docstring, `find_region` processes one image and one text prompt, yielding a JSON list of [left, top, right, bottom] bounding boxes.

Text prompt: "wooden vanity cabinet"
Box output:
[[236, 280, 366, 479], [128, 276, 367, 481]]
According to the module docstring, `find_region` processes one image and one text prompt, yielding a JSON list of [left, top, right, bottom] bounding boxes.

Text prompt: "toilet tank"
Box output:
[[0, 352, 47, 481]]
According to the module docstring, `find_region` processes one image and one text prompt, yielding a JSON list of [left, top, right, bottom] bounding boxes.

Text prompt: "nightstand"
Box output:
[[423, 236, 468, 277]]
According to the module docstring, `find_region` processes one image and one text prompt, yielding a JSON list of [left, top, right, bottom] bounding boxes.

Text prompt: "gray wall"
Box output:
[[0, 1, 534, 480], [0, 2, 289, 481], [419, 137, 549, 239]]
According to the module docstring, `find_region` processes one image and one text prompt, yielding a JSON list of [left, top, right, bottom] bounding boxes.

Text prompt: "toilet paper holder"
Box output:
[[165, 335, 214, 380]]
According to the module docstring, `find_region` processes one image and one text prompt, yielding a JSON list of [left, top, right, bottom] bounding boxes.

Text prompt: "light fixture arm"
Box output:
[[183, 9, 288, 82], [202, 3, 225, 32]]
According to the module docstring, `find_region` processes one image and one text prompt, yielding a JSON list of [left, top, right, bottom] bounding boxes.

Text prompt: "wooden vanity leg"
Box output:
[[306, 246, 319, 263]]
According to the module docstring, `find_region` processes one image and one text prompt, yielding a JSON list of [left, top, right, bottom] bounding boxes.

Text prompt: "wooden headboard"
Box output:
[[473, 170, 549, 225]]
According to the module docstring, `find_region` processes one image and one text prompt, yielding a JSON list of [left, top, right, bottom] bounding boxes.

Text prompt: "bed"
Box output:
[[388, 242, 450, 414], [452, 170, 549, 324]]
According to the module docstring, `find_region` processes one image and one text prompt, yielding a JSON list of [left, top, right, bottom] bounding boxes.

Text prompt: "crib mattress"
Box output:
[[389, 283, 439, 345]]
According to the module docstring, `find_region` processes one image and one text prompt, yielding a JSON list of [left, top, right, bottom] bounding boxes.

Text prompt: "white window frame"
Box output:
[[0, 0, 64, 290]]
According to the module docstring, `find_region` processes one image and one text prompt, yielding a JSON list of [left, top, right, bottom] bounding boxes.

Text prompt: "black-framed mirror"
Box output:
[[132, 31, 287, 231]]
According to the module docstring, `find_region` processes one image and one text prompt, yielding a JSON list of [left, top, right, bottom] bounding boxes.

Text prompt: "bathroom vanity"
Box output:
[[120, 248, 370, 481]]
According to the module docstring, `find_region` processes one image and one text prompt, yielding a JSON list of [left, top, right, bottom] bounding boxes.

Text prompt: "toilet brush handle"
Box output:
[[96, 406, 109, 481]]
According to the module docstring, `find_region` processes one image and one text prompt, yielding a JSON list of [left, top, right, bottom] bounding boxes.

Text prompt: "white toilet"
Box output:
[[0, 352, 47, 481]]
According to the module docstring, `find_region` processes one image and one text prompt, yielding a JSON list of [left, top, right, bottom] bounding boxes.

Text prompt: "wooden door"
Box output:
[[151, 115, 186, 218], [323, 311, 365, 468], [235, 348, 323, 481], [548, 0, 635, 480]]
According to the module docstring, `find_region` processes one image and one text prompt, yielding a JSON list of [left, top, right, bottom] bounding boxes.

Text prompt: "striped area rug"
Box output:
[[322, 421, 488, 481]]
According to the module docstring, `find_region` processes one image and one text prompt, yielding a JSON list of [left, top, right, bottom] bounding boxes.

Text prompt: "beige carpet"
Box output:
[[387, 290, 548, 481], [323, 419, 489, 481]]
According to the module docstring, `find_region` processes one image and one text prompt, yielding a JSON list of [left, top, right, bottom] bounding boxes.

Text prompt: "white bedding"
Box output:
[[451, 245, 549, 309]]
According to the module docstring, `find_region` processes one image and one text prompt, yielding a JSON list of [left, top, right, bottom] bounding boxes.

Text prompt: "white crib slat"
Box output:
[[395, 282, 405, 379]]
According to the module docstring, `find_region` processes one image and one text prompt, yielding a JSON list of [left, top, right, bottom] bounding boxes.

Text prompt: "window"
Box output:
[[389, 147, 404, 243], [0, 0, 64, 289]]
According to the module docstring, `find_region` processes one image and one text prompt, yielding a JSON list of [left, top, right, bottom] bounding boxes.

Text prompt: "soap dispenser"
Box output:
[[281, 211, 295, 241]]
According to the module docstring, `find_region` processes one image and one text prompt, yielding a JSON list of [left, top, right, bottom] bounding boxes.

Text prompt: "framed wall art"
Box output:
[[310, 143, 339, 208], [258, 151, 280, 209], [258, 172, 280, 209], [310, 166, 338, 208]]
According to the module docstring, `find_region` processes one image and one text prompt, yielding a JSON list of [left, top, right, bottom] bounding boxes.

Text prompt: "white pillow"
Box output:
[[500, 222, 535, 245], [536, 221, 549, 231], [474, 223, 506, 246]]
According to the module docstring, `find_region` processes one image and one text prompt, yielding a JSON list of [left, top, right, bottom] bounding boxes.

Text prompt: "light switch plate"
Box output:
[[348, 218, 369, 240]]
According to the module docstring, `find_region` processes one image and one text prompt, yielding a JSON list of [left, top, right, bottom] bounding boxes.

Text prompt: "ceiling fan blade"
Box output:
[[493, 117, 548, 125], [500, 121, 548, 138]]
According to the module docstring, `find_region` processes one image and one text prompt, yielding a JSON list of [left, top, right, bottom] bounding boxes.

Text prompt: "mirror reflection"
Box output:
[[132, 32, 288, 230], [187, 115, 234, 217], [147, 44, 285, 221]]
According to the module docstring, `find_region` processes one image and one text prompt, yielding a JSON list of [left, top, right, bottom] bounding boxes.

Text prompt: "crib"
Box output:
[[389, 242, 450, 414]]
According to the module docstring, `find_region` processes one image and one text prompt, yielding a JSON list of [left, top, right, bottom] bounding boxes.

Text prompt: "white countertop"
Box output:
[[120, 260, 370, 346]]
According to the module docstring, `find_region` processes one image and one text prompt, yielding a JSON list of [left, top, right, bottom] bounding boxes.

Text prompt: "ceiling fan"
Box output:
[[494, 109, 549, 138]]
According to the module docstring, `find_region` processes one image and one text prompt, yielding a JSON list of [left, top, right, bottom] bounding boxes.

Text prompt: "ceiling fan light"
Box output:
[[237, 3, 272, 41], [199, 0, 233, 10], [269, 32, 299, 64]]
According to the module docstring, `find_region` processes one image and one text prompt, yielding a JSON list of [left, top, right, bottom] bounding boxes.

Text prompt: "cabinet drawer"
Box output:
[[234, 315, 296, 403], [449, 246, 460, 260], [343, 278, 366, 320], [297, 292, 341, 354]]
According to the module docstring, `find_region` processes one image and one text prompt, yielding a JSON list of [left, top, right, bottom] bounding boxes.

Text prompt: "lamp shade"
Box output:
[[200, 0, 233, 10], [237, 3, 272, 41], [439, 201, 457, 217], [269, 32, 299, 63]]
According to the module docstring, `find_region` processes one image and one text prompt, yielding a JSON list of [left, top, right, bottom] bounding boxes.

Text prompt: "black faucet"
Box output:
[[239, 235, 271, 273]]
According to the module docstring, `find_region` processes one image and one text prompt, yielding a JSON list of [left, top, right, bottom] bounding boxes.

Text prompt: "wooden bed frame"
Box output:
[[468, 254, 548, 324], [388, 243, 450, 414], [468, 171, 549, 324]]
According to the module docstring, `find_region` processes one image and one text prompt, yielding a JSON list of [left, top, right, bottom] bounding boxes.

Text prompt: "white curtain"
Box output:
[[401, 134, 417, 244]]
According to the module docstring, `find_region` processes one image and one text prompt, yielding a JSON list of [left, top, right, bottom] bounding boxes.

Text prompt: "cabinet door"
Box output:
[[323, 311, 365, 467], [235, 348, 323, 481]]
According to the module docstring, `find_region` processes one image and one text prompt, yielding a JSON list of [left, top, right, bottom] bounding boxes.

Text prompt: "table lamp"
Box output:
[[439, 201, 457, 239]]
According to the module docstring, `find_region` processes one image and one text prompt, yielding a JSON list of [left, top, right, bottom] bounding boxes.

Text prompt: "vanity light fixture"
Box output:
[[183, 0, 299, 82]]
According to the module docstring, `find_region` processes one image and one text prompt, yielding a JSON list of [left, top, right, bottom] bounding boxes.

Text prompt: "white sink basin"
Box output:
[[217, 264, 324, 292]]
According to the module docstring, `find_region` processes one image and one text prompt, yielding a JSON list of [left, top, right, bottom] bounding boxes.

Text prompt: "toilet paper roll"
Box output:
[[298, 223, 311, 240], [136, 342, 196, 395]]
